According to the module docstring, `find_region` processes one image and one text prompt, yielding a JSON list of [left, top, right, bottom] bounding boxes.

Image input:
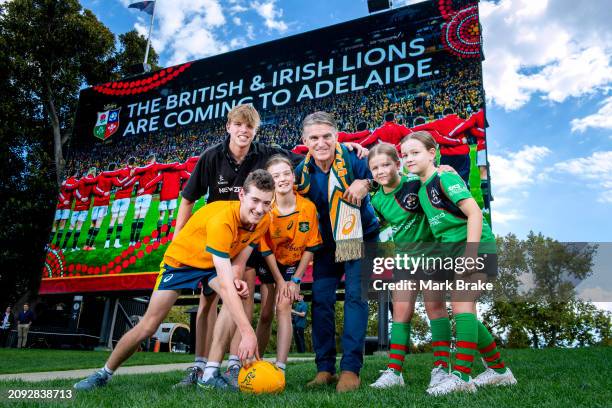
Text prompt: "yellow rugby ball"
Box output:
[[238, 361, 285, 394]]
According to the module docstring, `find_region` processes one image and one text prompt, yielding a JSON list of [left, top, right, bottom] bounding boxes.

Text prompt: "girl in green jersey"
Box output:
[[367, 143, 451, 391], [401, 131, 516, 395]]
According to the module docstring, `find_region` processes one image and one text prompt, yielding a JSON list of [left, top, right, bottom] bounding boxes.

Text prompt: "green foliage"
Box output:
[[1, 0, 161, 185], [484, 233, 610, 348], [0, 0, 162, 304], [114, 30, 161, 79]]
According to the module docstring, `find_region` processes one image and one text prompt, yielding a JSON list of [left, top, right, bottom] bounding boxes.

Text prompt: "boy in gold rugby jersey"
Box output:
[[75, 170, 275, 391]]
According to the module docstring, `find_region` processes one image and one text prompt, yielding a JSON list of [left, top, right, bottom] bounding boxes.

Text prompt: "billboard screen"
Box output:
[[41, 0, 488, 294]]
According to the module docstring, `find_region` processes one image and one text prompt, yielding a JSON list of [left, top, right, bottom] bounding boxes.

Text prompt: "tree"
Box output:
[[1, 0, 116, 186], [114, 29, 160, 79], [0, 1, 162, 304], [484, 233, 609, 348]]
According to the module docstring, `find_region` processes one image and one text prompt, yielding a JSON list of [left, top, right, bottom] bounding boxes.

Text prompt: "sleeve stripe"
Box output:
[[260, 250, 273, 257], [248, 242, 258, 249], [206, 246, 229, 258]]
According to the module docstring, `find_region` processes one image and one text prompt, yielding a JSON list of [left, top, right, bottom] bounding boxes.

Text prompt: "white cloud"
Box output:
[[394, 0, 427, 6], [230, 4, 248, 14], [480, 0, 612, 111], [571, 96, 612, 133], [246, 24, 256, 41], [489, 146, 552, 193], [250, 0, 288, 33], [578, 287, 612, 304], [549, 151, 612, 203], [230, 37, 247, 49], [233, 16, 242, 26], [124, 0, 229, 66], [489, 145, 551, 224]]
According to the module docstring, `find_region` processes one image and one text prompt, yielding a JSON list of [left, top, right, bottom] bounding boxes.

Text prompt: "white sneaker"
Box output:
[[427, 365, 451, 390], [104, 241, 110, 249], [113, 241, 122, 249], [427, 373, 477, 396], [474, 367, 517, 387], [370, 368, 405, 388]]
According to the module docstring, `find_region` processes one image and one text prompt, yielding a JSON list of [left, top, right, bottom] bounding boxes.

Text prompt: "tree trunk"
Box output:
[[531, 330, 539, 349], [45, 81, 65, 186]]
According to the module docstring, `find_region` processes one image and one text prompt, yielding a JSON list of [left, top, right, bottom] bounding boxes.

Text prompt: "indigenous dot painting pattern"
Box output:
[[92, 63, 193, 96], [43, 222, 174, 278], [438, 0, 481, 59]]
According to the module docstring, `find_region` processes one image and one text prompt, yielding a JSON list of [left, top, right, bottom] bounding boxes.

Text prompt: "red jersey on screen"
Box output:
[[338, 129, 371, 143], [184, 156, 199, 173], [359, 121, 411, 147], [133, 163, 160, 196], [145, 163, 191, 201], [56, 176, 78, 210], [291, 145, 309, 155], [114, 166, 137, 199], [411, 114, 470, 155], [444, 109, 486, 151], [73, 175, 96, 211], [92, 172, 124, 206]]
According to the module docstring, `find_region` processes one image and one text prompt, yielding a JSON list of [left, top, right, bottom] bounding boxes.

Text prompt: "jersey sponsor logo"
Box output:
[[428, 212, 446, 226], [447, 183, 467, 194], [218, 174, 228, 185], [395, 217, 417, 231], [342, 214, 357, 235], [94, 106, 121, 141], [299, 222, 310, 233], [162, 274, 174, 283], [218, 186, 241, 194], [287, 221, 294, 230]]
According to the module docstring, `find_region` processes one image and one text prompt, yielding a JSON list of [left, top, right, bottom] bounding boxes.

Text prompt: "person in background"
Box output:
[[292, 295, 308, 353], [17, 303, 34, 348], [0, 306, 15, 347]]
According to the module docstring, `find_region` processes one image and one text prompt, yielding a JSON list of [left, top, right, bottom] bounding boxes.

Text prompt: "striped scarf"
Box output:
[[297, 143, 364, 262]]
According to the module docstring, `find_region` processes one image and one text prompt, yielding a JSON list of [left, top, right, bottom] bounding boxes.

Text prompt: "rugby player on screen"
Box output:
[[50, 172, 78, 247], [143, 160, 191, 240], [62, 168, 96, 251], [104, 157, 137, 249], [82, 163, 123, 251]]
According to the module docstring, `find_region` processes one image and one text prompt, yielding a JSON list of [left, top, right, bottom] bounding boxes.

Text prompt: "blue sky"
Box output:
[[82, 0, 612, 242]]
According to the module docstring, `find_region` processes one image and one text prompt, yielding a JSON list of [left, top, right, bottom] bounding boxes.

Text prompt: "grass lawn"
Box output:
[[0, 349, 315, 375], [0, 347, 610, 407], [0, 349, 194, 375]]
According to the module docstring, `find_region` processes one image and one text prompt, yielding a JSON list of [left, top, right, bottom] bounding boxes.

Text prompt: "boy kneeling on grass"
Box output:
[[74, 170, 274, 391]]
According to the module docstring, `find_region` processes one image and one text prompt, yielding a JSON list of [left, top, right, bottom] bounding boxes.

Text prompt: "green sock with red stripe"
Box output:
[[477, 320, 507, 374], [430, 317, 451, 370], [387, 322, 410, 375], [453, 313, 478, 382]]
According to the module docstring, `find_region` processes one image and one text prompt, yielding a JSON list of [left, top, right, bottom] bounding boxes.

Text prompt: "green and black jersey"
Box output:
[[371, 174, 435, 244], [418, 171, 495, 253]]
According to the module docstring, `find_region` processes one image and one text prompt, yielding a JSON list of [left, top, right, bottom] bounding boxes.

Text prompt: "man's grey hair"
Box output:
[[302, 111, 338, 134]]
